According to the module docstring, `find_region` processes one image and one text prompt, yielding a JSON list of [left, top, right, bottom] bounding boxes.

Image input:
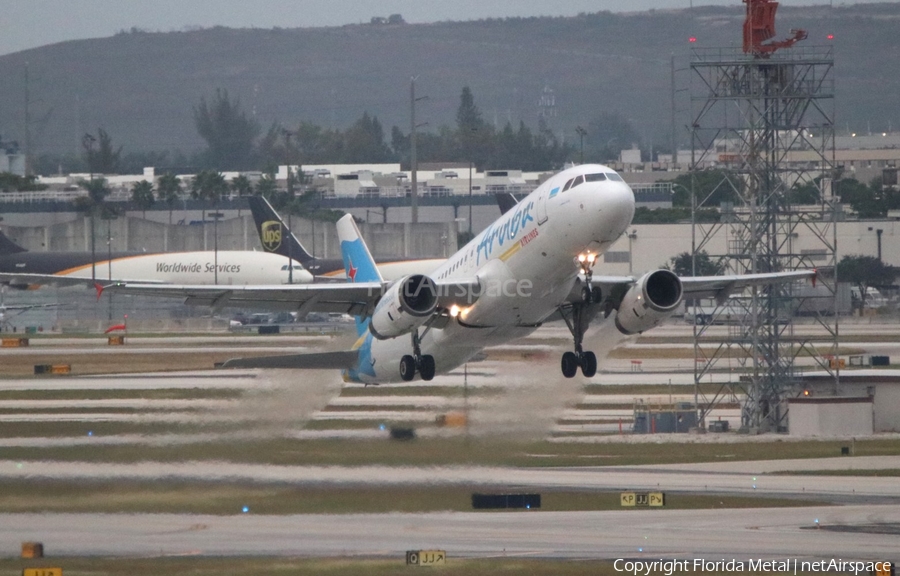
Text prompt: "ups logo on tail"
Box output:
[[261, 221, 282, 252]]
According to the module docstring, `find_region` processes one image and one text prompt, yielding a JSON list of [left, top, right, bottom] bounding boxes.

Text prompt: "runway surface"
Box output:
[[2, 325, 900, 560], [3, 457, 900, 498], [3, 505, 899, 559]]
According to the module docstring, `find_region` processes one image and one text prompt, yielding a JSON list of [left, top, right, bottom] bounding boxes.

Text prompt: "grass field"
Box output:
[[3, 437, 899, 468], [0, 480, 826, 515]]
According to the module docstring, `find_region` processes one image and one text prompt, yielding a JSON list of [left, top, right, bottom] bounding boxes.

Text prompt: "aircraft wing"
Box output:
[[222, 350, 359, 369], [585, 270, 816, 306], [106, 277, 482, 315], [1, 302, 61, 312], [0, 272, 166, 289], [678, 270, 816, 300]]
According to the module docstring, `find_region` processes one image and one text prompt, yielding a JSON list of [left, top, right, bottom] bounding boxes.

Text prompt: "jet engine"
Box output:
[[614, 269, 683, 335], [369, 274, 438, 340]]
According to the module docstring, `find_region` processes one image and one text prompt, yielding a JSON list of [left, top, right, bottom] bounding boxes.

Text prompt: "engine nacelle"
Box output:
[[369, 274, 438, 340], [615, 269, 683, 335]]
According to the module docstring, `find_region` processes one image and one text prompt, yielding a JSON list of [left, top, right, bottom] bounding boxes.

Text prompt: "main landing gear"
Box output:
[[560, 252, 602, 379], [399, 328, 436, 382]]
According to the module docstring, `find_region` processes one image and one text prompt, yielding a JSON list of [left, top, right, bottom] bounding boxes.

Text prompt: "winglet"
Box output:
[[94, 282, 105, 301]]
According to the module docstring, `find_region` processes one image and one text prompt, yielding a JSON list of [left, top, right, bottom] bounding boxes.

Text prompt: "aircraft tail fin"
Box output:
[[0, 229, 27, 256], [337, 214, 382, 337], [495, 192, 520, 215], [247, 195, 314, 263]]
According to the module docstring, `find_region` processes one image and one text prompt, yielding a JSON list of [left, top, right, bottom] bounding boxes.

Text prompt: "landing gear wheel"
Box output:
[[419, 355, 436, 381], [399, 355, 417, 381], [581, 351, 598, 378], [561, 351, 579, 378]]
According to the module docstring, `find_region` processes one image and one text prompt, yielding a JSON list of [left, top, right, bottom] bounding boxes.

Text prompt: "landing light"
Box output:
[[450, 305, 461, 318], [587, 253, 596, 264], [578, 254, 587, 263]]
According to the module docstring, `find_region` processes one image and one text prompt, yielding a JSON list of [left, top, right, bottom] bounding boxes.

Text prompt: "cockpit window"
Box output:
[[584, 173, 608, 182], [571, 175, 585, 188], [562, 178, 574, 192], [281, 265, 305, 271], [606, 173, 624, 182]]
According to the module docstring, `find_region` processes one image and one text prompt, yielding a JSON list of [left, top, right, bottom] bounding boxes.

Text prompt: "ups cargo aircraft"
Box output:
[[0, 226, 312, 288], [248, 195, 445, 279], [109, 164, 813, 382]]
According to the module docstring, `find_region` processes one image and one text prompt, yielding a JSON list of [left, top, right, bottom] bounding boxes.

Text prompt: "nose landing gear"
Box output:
[[399, 329, 436, 382], [560, 252, 602, 378]]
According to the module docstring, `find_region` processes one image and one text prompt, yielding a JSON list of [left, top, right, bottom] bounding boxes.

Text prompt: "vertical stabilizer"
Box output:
[[0, 230, 27, 256], [247, 196, 314, 263], [337, 214, 382, 337], [336, 215, 382, 285]]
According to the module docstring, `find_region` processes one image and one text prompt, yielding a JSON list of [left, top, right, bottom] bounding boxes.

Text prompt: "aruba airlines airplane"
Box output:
[[108, 163, 813, 381]]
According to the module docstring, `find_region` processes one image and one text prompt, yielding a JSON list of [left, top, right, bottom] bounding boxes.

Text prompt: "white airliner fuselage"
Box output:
[[62, 251, 312, 285], [345, 164, 635, 384]]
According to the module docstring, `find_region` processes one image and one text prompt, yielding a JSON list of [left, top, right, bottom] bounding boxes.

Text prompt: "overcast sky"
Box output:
[[0, 0, 890, 56]]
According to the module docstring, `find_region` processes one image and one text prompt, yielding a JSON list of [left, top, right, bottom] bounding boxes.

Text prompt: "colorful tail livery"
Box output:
[[247, 196, 314, 263], [336, 214, 381, 381], [337, 214, 382, 340]]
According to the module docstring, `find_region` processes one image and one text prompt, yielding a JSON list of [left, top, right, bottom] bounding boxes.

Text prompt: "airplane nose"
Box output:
[[591, 182, 635, 242], [603, 182, 635, 226]]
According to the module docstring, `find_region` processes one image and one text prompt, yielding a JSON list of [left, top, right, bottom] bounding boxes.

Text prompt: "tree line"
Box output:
[[24, 86, 573, 178]]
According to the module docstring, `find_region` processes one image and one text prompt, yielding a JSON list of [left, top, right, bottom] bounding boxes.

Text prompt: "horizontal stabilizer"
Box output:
[[222, 350, 358, 370]]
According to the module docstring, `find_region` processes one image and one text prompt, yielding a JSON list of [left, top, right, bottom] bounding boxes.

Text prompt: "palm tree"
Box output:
[[130, 180, 155, 219], [231, 174, 253, 217], [231, 174, 253, 197], [191, 170, 229, 282], [190, 170, 228, 221], [156, 173, 183, 226]]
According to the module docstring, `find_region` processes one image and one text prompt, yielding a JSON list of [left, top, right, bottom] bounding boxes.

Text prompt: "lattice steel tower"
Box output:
[[689, 0, 839, 432]]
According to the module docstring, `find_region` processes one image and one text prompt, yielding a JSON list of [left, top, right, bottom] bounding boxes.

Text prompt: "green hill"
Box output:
[[0, 4, 897, 163]]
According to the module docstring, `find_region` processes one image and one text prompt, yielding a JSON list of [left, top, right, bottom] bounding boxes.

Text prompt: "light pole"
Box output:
[[468, 161, 474, 238], [82, 133, 97, 282], [409, 76, 428, 224], [210, 211, 223, 285], [576, 126, 587, 164], [106, 216, 113, 321], [670, 54, 689, 168], [283, 129, 298, 284]]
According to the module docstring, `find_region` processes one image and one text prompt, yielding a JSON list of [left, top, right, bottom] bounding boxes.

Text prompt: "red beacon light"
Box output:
[[827, 34, 834, 40], [689, 36, 697, 43]]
